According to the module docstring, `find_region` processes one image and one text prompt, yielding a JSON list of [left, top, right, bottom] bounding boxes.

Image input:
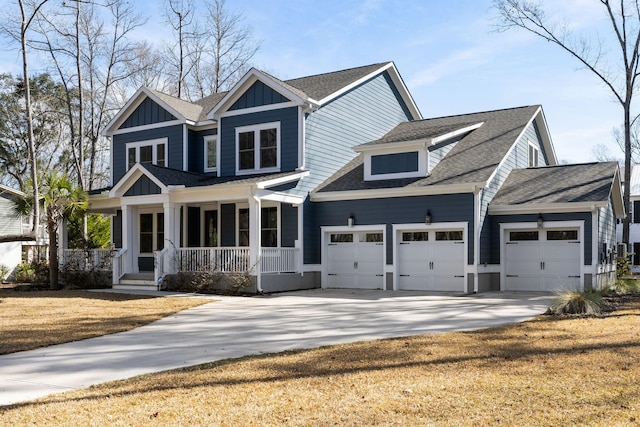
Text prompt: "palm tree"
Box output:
[[15, 171, 87, 289]]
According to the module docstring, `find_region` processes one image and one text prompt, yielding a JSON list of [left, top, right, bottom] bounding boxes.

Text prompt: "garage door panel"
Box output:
[[504, 228, 581, 292], [325, 232, 384, 290], [397, 229, 465, 292]]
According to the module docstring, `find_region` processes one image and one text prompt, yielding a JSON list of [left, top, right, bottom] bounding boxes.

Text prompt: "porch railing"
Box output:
[[60, 248, 113, 270], [154, 247, 169, 288], [175, 248, 251, 273], [260, 247, 299, 273], [112, 248, 127, 283]]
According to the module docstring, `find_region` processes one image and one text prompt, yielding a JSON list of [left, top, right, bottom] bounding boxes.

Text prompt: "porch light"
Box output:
[[537, 213, 543, 228], [348, 214, 355, 228], [425, 210, 432, 225]]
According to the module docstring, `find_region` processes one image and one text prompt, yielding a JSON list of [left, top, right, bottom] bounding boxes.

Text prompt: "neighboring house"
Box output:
[[84, 61, 623, 293], [0, 185, 48, 277], [617, 166, 640, 272]]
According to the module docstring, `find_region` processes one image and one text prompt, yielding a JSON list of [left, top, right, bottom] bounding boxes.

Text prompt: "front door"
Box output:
[[139, 212, 164, 272]]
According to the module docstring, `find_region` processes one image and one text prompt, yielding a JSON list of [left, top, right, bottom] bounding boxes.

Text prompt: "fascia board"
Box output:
[[431, 122, 484, 144], [255, 190, 305, 205], [310, 182, 482, 202], [0, 184, 25, 198], [488, 202, 606, 215], [257, 171, 310, 189], [610, 166, 625, 218], [534, 107, 558, 166], [354, 139, 426, 153], [208, 69, 308, 119]]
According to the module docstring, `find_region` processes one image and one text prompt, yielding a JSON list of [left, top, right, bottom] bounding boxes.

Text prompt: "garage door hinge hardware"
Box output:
[[376, 274, 383, 277], [454, 241, 464, 244], [569, 241, 580, 244], [400, 242, 409, 245], [507, 275, 518, 277], [328, 273, 337, 276], [506, 242, 517, 244], [568, 275, 580, 278], [454, 275, 464, 278], [400, 274, 410, 277], [376, 243, 383, 245]]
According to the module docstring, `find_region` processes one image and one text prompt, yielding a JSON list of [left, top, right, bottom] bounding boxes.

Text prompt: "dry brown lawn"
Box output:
[[2, 297, 640, 426], [0, 287, 210, 355]]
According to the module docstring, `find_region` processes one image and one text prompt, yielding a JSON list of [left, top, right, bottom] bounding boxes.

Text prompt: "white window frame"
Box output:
[[235, 122, 281, 175], [203, 135, 219, 173], [126, 138, 168, 171], [235, 202, 280, 247], [528, 141, 539, 167]]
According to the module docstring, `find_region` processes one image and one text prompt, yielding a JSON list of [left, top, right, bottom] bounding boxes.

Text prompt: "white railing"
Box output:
[[260, 247, 299, 273], [175, 247, 251, 273], [154, 247, 169, 289], [61, 248, 113, 270], [112, 248, 127, 283]]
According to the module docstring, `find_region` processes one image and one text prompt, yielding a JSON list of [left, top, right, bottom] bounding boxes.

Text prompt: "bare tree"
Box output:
[[0, 0, 50, 243], [613, 121, 640, 162], [161, 0, 260, 100], [494, 0, 640, 244]]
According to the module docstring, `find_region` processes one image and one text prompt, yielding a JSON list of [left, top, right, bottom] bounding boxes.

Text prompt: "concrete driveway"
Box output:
[[0, 289, 554, 406]]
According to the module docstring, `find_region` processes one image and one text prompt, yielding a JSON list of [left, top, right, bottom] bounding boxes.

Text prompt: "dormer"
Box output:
[[354, 121, 484, 181]]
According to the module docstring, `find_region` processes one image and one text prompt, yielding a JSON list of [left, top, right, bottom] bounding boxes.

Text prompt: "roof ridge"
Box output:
[[524, 161, 616, 170], [420, 105, 540, 122], [283, 62, 391, 82]]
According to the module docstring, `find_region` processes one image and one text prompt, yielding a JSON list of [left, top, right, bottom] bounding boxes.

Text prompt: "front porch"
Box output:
[[62, 246, 301, 291]]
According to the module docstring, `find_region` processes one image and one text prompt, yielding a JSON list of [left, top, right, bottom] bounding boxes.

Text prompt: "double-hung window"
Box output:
[[236, 122, 280, 174], [126, 138, 167, 170], [203, 135, 219, 173]]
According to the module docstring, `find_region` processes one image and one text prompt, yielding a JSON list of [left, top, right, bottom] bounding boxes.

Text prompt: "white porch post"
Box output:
[[249, 193, 262, 292], [163, 201, 180, 274], [121, 205, 136, 274]]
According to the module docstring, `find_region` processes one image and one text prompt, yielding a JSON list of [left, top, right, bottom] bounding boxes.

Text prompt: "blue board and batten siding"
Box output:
[[229, 81, 289, 111], [124, 175, 161, 196], [298, 72, 413, 197], [219, 107, 299, 176], [112, 125, 184, 183], [119, 97, 176, 129], [188, 128, 218, 174], [479, 120, 547, 264], [307, 193, 475, 265]]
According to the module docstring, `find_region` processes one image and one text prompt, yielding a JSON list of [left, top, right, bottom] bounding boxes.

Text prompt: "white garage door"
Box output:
[[397, 230, 465, 291], [326, 232, 384, 289], [505, 229, 581, 291]]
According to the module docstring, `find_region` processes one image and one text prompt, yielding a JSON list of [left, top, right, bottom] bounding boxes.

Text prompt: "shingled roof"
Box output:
[[490, 162, 619, 206], [315, 105, 543, 193]]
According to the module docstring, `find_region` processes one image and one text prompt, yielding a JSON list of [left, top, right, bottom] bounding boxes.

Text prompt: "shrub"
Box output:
[[546, 290, 605, 316], [59, 254, 112, 289], [617, 256, 632, 278], [0, 264, 9, 281], [602, 278, 640, 296]]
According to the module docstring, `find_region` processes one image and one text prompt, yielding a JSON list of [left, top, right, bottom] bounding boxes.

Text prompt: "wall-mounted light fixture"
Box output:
[[348, 214, 355, 228], [537, 213, 543, 228], [425, 210, 432, 225]]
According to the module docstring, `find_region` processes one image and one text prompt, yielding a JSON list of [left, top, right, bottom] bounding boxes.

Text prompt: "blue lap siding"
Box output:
[[308, 193, 475, 265]]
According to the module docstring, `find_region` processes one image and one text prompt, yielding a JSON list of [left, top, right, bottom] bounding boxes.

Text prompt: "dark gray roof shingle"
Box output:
[[283, 62, 390, 101], [358, 120, 481, 146], [316, 105, 542, 192], [490, 162, 618, 205], [140, 164, 301, 188]]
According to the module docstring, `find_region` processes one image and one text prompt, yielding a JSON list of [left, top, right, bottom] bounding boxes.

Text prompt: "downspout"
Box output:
[[591, 204, 598, 291], [473, 185, 482, 293]]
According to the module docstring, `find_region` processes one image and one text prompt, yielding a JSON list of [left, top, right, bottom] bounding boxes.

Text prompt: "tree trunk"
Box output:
[[47, 217, 59, 290]]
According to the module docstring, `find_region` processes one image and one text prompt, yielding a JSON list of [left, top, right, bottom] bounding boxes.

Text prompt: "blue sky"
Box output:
[[1, 0, 624, 163]]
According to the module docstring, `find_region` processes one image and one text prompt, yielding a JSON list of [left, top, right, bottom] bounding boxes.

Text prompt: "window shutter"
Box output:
[[634, 201, 640, 223]]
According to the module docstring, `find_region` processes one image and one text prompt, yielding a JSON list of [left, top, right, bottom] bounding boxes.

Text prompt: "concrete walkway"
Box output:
[[0, 289, 554, 406]]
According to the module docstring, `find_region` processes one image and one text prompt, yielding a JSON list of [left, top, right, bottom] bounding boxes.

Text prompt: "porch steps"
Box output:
[[114, 273, 157, 291]]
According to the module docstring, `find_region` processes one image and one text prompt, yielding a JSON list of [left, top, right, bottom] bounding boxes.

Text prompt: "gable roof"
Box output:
[[489, 162, 624, 216], [312, 105, 552, 198], [105, 62, 422, 135]]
